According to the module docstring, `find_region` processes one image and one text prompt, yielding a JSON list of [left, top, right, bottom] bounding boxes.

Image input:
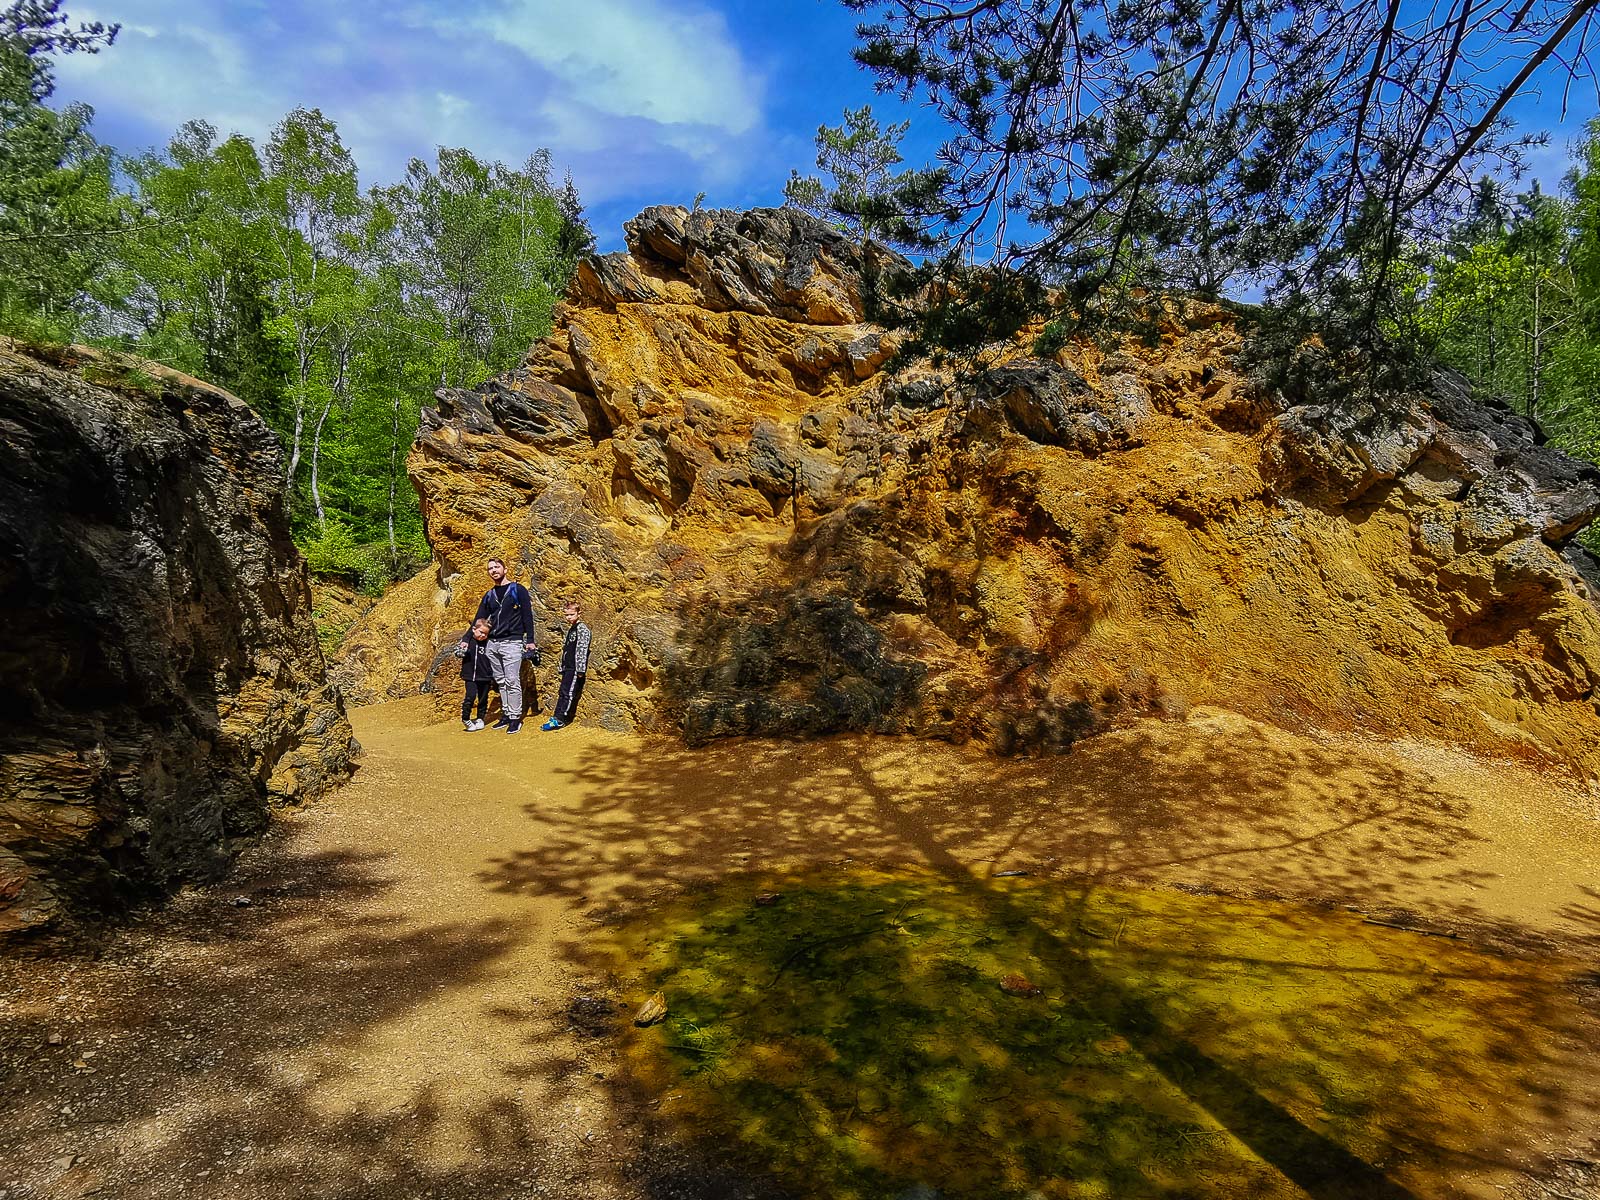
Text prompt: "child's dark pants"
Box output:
[[462, 680, 491, 722], [554, 673, 585, 724]]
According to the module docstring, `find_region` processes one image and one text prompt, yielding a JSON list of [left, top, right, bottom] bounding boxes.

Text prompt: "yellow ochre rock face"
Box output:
[[341, 204, 1600, 777]]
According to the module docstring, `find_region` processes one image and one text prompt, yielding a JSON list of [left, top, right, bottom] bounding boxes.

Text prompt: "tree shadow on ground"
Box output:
[[601, 865, 1586, 1200], [0, 828, 609, 1200], [478, 717, 1600, 1199], [482, 715, 1518, 925]]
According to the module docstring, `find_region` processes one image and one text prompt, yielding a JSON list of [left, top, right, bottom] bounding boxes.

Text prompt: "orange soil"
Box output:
[[0, 700, 1595, 1199]]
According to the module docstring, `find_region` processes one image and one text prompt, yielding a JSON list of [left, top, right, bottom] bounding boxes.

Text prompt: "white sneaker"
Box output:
[[467, 719, 486, 731]]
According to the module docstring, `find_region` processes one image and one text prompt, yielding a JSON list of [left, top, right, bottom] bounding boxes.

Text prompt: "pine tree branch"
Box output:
[[0, 215, 180, 244], [1412, 0, 1600, 212]]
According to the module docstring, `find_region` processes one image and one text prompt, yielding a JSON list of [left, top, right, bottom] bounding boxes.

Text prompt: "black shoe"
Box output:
[[506, 720, 522, 734], [491, 717, 509, 729]]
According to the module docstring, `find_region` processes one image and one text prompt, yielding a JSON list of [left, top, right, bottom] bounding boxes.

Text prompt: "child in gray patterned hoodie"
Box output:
[[543, 601, 591, 730]]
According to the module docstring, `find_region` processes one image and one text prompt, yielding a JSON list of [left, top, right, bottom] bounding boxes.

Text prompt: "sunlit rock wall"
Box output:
[[341, 206, 1600, 778]]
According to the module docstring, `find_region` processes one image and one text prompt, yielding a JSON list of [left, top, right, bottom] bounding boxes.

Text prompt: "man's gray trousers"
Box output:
[[486, 638, 524, 719]]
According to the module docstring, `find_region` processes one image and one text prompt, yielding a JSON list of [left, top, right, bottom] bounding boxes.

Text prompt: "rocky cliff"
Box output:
[[339, 205, 1600, 778], [0, 342, 356, 936]]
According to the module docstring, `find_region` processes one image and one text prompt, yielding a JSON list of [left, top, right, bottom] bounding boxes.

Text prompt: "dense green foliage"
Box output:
[[0, 4, 593, 589], [1419, 128, 1600, 469]]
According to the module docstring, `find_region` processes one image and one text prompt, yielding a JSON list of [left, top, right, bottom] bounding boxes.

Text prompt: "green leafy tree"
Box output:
[[0, 24, 593, 588], [356, 260, 433, 568], [1568, 121, 1600, 335], [261, 107, 360, 510], [1417, 129, 1600, 527], [0, 0, 120, 336], [1423, 180, 1581, 422], [303, 256, 368, 532], [112, 121, 291, 426], [300, 144, 583, 573], [1422, 240, 1525, 394], [783, 104, 946, 249], [376, 146, 571, 387], [1505, 183, 1573, 419]]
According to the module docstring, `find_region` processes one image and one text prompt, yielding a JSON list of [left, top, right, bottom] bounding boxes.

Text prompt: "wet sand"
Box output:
[[1, 699, 1597, 1199]]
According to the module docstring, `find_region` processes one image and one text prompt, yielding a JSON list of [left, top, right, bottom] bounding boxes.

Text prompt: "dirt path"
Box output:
[[2, 700, 1598, 1200]]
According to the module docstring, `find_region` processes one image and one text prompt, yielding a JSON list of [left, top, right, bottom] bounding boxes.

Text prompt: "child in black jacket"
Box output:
[[456, 618, 496, 730]]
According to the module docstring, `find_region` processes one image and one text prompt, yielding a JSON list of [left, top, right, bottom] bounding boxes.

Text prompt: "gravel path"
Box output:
[[2, 698, 1597, 1199]]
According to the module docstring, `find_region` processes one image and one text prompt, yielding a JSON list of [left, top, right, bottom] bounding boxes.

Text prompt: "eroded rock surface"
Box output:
[[0, 343, 356, 935], [342, 205, 1600, 777]]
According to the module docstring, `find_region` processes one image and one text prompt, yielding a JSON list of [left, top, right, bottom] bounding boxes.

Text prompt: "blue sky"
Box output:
[[51, 0, 1599, 252], [51, 0, 919, 250]]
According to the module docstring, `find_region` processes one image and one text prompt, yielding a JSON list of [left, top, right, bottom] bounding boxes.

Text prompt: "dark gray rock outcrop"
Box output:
[[1268, 368, 1600, 553], [0, 342, 356, 936]]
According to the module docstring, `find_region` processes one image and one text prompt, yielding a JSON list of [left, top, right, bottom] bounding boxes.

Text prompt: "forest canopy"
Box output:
[[0, 1, 593, 590]]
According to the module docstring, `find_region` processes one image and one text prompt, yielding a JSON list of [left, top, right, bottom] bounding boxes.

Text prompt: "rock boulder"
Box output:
[[339, 206, 1600, 779], [0, 343, 356, 935]]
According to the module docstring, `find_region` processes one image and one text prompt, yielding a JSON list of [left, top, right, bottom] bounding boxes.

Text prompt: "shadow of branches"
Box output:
[[478, 715, 1599, 1197], [0, 828, 609, 1200]]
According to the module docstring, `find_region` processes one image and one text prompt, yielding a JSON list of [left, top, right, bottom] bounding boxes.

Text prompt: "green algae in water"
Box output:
[[608, 866, 1589, 1200]]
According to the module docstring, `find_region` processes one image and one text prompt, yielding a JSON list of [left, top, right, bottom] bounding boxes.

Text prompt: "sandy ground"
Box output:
[[1, 699, 1598, 1200]]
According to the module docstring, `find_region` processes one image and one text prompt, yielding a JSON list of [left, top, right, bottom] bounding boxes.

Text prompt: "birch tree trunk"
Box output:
[[387, 396, 401, 561], [310, 332, 354, 531], [309, 384, 334, 530]]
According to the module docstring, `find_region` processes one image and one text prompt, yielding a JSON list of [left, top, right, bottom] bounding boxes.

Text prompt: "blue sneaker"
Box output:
[[506, 720, 522, 734], [541, 719, 562, 731]]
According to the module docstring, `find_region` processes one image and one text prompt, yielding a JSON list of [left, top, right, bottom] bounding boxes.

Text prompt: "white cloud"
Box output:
[[453, 0, 762, 134], [47, 0, 780, 245], [435, 92, 471, 121], [56, 10, 278, 145]]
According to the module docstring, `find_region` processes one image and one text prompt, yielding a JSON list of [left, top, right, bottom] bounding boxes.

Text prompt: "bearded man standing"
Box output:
[[472, 557, 538, 734]]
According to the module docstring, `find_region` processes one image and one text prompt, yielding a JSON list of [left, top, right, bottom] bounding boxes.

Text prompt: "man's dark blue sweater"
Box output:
[[474, 582, 536, 642]]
